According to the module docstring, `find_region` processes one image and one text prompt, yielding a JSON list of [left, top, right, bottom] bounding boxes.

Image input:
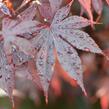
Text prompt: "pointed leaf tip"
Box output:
[[44, 91, 48, 104]]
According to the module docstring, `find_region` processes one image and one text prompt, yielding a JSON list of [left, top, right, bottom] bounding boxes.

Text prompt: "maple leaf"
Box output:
[[0, 0, 106, 105], [92, 0, 109, 15], [78, 0, 93, 24], [92, 0, 103, 15], [1, 4, 41, 56], [79, 0, 109, 17], [0, 4, 42, 104], [2, 18, 36, 55], [32, 1, 103, 101], [38, 0, 65, 22], [93, 0, 109, 14], [0, 41, 15, 104]]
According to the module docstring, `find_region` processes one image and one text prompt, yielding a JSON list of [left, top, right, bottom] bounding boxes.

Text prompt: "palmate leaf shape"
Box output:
[[0, 3, 42, 102], [33, 1, 103, 100], [1, 3, 41, 56], [2, 20, 36, 55]]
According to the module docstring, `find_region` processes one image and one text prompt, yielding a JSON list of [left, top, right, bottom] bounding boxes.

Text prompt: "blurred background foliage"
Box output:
[[0, 0, 109, 109]]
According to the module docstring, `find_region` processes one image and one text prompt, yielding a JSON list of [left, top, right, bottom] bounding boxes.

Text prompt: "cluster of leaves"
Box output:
[[0, 0, 108, 107]]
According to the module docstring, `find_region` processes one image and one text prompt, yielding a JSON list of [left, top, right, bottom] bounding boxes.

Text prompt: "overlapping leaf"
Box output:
[[38, 0, 63, 21], [78, 0, 93, 24], [33, 1, 103, 99], [54, 35, 85, 93], [35, 29, 55, 100], [0, 0, 105, 104], [78, 0, 109, 17], [92, 0, 103, 15], [0, 3, 41, 101], [12, 47, 32, 66], [0, 41, 15, 102], [1, 4, 41, 55], [49, 0, 62, 14], [38, 1, 53, 21]]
